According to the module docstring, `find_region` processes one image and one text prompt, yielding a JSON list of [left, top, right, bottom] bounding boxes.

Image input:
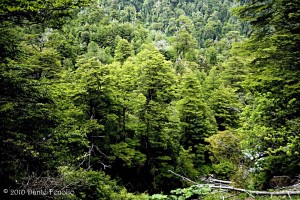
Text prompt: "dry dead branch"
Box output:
[[168, 170, 300, 196]]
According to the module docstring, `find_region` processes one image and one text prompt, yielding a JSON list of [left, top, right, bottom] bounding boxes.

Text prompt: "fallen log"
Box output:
[[168, 170, 300, 196], [206, 185, 300, 196]]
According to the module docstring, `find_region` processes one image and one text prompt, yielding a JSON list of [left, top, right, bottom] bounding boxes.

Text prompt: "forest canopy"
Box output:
[[1, 0, 299, 199]]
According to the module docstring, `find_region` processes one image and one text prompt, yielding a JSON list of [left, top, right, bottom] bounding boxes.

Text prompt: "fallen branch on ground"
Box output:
[[168, 170, 300, 196], [201, 176, 233, 185]]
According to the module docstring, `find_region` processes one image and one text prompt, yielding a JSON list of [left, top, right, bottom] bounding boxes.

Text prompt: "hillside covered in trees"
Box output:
[[1, 0, 300, 199]]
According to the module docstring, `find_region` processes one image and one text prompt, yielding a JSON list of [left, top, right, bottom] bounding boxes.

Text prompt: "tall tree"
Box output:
[[177, 72, 217, 172], [234, 0, 300, 188], [0, 0, 88, 194], [135, 44, 181, 192]]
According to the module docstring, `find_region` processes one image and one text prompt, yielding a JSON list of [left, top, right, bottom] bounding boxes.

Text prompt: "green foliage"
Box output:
[[206, 46, 218, 66], [133, 45, 182, 192], [0, 0, 88, 28], [206, 130, 242, 180], [206, 130, 241, 163], [3, 0, 299, 198], [0, 23, 63, 192], [208, 84, 242, 130], [150, 185, 211, 200], [171, 19, 197, 59], [177, 72, 217, 172], [176, 147, 199, 180], [114, 38, 133, 63], [230, 0, 300, 189], [110, 139, 147, 167], [212, 160, 235, 180], [59, 166, 149, 200]]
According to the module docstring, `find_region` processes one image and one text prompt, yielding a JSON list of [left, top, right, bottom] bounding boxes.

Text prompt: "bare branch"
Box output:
[[169, 170, 300, 196], [201, 176, 233, 185], [168, 170, 200, 185]]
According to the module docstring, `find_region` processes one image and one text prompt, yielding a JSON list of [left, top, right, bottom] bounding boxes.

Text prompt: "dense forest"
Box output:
[[1, 0, 300, 199]]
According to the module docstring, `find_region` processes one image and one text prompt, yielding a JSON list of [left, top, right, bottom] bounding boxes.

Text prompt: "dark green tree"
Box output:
[[208, 84, 242, 131], [234, 0, 300, 189], [0, 0, 89, 196], [0, 0, 88, 28], [177, 72, 217, 173]]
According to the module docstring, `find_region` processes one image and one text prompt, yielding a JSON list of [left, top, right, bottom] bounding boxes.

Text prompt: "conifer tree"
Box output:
[[134, 44, 181, 192], [114, 38, 133, 64], [177, 72, 217, 171], [234, 0, 300, 188], [0, 0, 89, 195]]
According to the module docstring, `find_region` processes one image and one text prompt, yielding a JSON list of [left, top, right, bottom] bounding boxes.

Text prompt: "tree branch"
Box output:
[[168, 170, 300, 196]]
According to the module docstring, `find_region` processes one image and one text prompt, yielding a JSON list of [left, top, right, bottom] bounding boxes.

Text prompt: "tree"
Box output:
[[177, 72, 217, 172], [233, 0, 300, 189], [114, 38, 133, 64], [172, 15, 197, 60], [0, 0, 88, 28], [0, 0, 89, 194], [134, 44, 181, 192], [206, 46, 218, 66], [206, 130, 242, 180], [103, 60, 148, 191], [208, 84, 242, 131]]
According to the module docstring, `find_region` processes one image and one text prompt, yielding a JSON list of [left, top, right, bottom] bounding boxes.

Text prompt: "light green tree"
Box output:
[[134, 44, 181, 192], [114, 38, 133, 64]]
